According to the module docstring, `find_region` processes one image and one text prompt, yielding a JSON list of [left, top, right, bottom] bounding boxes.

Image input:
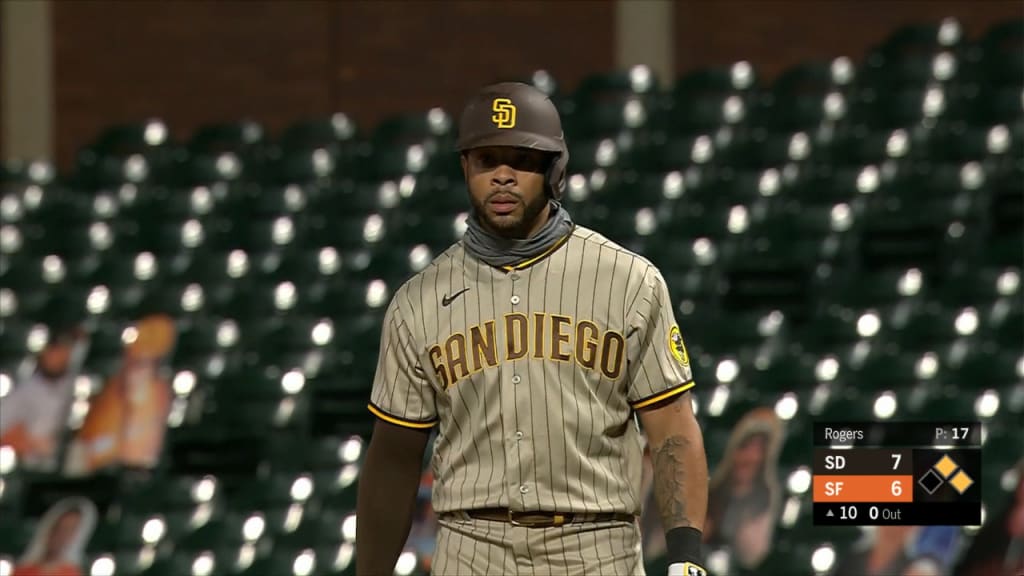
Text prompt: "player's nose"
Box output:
[[491, 164, 516, 187]]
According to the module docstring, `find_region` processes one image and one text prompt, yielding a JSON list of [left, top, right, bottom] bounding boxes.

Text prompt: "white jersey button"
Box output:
[[512, 374, 521, 384], [510, 273, 520, 280], [515, 431, 524, 440], [510, 295, 520, 305], [519, 484, 530, 494]]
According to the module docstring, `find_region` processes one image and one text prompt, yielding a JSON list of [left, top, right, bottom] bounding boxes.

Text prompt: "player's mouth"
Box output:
[[488, 192, 520, 215]]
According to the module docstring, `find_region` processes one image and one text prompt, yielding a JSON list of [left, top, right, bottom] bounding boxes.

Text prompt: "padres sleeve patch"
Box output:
[[668, 325, 690, 368]]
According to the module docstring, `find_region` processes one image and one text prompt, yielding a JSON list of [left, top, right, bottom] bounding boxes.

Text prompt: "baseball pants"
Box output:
[[431, 514, 646, 576]]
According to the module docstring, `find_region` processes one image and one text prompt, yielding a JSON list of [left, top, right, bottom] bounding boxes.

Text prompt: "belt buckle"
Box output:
[[508, 511, 566, 528], [508, 510, 527, 527]]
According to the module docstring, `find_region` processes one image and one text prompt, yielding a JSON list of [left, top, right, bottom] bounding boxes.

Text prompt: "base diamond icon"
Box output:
[[950, 470, 974, 494], [919, 469, 944, 495]]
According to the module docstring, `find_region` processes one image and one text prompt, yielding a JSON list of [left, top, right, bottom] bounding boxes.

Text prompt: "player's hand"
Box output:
[[668, 561, 707, 576]]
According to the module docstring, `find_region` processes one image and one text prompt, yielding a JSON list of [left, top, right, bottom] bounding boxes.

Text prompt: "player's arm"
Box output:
[[639, 393, 710, 565], [355, 296, 438, 576], [627, 266, 709, 574], [356, 420, 431, 576]]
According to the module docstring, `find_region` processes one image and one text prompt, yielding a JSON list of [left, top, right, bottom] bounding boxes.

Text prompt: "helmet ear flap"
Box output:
[[546, 140, 570, 200]]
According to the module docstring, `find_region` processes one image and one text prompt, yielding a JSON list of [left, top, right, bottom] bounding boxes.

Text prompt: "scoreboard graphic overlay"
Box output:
[[813, 422, 982, 525]]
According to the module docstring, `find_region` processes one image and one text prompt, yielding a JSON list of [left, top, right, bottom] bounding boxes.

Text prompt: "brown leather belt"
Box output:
[[457, 507, 636, 528]]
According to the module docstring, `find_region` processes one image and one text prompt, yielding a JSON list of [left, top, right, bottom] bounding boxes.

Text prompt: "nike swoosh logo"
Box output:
[[441, 288, 470, 307]]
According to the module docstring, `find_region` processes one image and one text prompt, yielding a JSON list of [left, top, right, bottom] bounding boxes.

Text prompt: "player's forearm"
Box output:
[[649, 410, 709, 532], [356, 423, 430, 576]]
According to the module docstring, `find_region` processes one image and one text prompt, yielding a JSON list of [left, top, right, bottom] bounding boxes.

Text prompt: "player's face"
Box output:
[[462, 146, 552, 239]]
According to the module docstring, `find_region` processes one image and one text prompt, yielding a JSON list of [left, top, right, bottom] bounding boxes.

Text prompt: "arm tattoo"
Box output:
[[652, 434, 695, 530]]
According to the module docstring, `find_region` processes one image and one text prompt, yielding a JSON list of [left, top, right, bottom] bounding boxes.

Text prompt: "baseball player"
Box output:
[[356, 82, 709, 576]]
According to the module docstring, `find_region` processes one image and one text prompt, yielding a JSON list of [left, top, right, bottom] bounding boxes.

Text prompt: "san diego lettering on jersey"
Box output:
[[428, 312, 626, 388]]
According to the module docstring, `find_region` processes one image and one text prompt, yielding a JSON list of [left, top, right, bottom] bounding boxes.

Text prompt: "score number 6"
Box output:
[[890, 454, 903, 497]]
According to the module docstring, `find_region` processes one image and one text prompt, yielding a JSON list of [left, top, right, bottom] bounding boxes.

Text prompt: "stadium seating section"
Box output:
[[1, 17, 1021, 576]]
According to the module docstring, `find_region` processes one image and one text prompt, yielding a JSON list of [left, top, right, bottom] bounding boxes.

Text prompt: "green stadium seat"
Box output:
[[902, 385, 981, 422], [264, 146, 351, 186], [279, 114, 359, 152], [0, 515, 35, 556], [967, 19, 1024, 88], [948, 349, 1022, 392], [249, 247, 338, 288], [862, 50, 961, 90], [985, 298, 1023, 349], [754, 58, 854, 132], [243, 317, 333, 370], [850, 85, 952, 130], [178, 151, 260, 187], [168, 425, 267, 481], [858, 195, 980, 272], [189, 121, 265, 155], [885, 304, 979, 352], [229, 472, 313, 513], [821, 267, 928, 310], [781, 164, 877, 216], [373, 108, 453, 150], [988, 165, 1024, 266], [721, 252, 818, 317], [172, 317, 238, 367], [397, 175, 468, 216], [1, 158, 57, 188], [853, 346, 941, 392], [139, 552, 224, 576], [311, 180, 401, 218], [859, 19, 963, 87], [202, 214, 305, 253], [568, 96, 658, 139], [818, 126, 914, 166], [565, 137, 623, 173], [391, 213, 464, 255], [73, 120, 184, 189], [366, 143, 440, 182], [752, 200, 857, 246], [109, 217, 203, 259], [962, 84, 1024, 126], [721, 130, 817, 171], [665, 63, 758, 134], [923, 123, 1016, 164], [306, 211, 389, 251], [814, 382, 880, 421], [118, 185, 215, 223], [573, 66, 660, 106], [662, 265, 723, 311], [747, 351, 825, 401], [175, 512, 250, 552], [874, 19, 963, 56], [0, 470, 25, 521], [795, 308, 880, 355]]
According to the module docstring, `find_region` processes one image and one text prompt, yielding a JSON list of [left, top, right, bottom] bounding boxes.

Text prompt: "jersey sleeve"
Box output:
[[367, 297, 438, 429], [625, 266, 696, 409]]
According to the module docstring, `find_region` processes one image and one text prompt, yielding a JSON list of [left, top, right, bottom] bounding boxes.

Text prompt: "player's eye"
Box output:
[[476, 153, 498, 169]]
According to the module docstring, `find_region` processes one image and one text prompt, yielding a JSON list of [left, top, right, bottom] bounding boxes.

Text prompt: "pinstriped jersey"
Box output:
[[367, 225, 696, 515]]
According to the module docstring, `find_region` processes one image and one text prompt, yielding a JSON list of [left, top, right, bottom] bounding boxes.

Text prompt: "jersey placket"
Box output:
[[502, 268, 538, 512]]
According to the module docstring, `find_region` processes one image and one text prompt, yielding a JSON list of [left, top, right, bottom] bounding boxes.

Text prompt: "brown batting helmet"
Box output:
[[455, 82, 569, 199]]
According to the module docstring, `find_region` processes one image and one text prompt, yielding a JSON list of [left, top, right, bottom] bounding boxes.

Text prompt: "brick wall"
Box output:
[[331, 0, 613, 131], [53, 0, 333, 169], [52, 0, 614, 169]]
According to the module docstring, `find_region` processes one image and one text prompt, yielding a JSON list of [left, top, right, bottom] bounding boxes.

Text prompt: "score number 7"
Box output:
[[891, 453, 904, 497]]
